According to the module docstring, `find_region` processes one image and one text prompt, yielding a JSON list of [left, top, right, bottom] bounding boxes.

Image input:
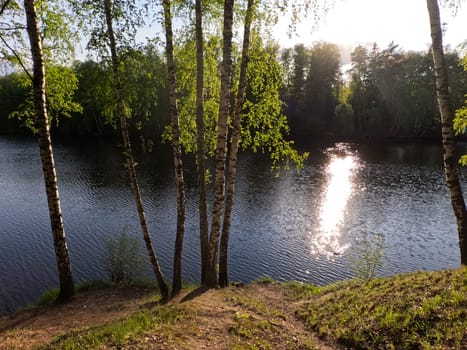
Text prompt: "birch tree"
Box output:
[[102, 0, 169, 299], [427, 0, 467, 265], [218, 0, 255, 288], [195, 0, 209, 285], [69, 0, 170, 299], [161, 0, 186, 297], [23, 0, 75, 300], [205, 0, 235, 287]]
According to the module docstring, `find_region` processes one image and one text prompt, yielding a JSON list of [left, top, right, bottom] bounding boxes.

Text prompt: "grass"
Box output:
[[15, 279, 152, 315], [41, 303, 191, 349], [283, 280, 321, 300], [4, 269, 466, 350], [295, 267, 467, 350]]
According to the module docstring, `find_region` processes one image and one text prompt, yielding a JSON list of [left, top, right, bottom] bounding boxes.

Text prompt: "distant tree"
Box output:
[[0, 73, 27, 133], [347, 45, 372, 135], [402, 51, 438, 136], [119, 45, 170, 143], [426, 0, 467, 265], [290, 44, 308, 121], [304, 41, 341, 131], [72, 60, 112, 135]]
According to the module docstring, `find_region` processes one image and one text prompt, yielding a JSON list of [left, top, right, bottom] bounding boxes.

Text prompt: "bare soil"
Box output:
[[0, 283, 338, 349]]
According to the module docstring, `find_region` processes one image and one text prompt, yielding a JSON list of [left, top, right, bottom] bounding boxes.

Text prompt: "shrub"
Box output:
[[103, 229, 145, 284]]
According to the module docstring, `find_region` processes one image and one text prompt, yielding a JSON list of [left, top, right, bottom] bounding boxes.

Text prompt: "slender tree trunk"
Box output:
[[206, 0, 235, 287], [24, 0, 75, 301], [219, 0, 255, 288], [162, 0, 186, 297], [427, 0, 467, 265], [195, 0, 209, 284], [103, 0, 169, 300]]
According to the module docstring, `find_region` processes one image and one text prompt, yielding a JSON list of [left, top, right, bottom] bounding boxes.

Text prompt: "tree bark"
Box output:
[[162, 0, 186, 297], [195, 0, 209, 284], [206, 0, 235, 287], [219, 0, 255, 288], [103, 0, 169, 300], [426, 0, 467, 265], [24, 0, 75, 301]]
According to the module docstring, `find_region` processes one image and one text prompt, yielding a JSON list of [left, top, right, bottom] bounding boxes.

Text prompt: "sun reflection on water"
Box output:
[[311, 150, 358, 258]]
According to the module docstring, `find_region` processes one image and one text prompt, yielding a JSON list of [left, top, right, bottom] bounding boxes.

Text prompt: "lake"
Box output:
[[0, 135, 463, 314]]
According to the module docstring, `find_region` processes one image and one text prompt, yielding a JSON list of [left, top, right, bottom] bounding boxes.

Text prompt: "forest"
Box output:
[[0, 0, 467, 335], [1, 41, 467, 142]]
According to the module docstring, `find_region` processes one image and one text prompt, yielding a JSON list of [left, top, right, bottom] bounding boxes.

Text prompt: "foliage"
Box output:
[[241, 34, 308, 171], [0, 73, 27, 132], [280, 41, 466, 140], [70, 0, 146, 57], [118, 43, 170, 148], [297, 267, 467, 350], [67, 46, 169, 139], [350, 232, 384, 281], [0, 1, 82, 133], [0, 0, 77, 67], [304, 41, 341, 129], [168, 28, 307, 171], [164, 34, 221, 156], [455, 54, 467, 165], [9, 65, 82, 132], [103, 229, 146, 284]]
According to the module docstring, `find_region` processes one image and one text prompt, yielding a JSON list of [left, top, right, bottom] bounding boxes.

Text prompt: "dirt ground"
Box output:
[[0, 283, 337, 349]]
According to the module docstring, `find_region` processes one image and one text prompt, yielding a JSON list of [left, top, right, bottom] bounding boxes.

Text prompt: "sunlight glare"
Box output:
[[311, 154, 357, 257]]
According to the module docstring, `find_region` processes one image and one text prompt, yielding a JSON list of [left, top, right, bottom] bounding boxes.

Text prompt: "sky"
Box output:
[[274, 0, 467, 55]]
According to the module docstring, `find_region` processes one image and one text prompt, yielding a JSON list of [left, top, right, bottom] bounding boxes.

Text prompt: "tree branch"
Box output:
[[0, 33, 33, 80], [0, 0, 11, 17]]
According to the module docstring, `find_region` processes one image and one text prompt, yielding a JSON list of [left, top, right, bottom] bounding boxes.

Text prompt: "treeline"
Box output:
[[1, 41, 466, 142], [282, 42, 467, 140], [0, 43, 170, 145]]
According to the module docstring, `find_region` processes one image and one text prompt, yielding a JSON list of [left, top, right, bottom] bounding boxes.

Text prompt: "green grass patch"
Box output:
[[296, 268, 467, 350], [253, 276, 275, 284], [36, 288, 60, 306], [42, 303, 191, 349], [76, 279, 112, 293], [283, 280, 321, 300]]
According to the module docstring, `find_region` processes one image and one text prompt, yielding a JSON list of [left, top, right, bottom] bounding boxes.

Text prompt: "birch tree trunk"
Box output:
[[103, 0, 169, 299], [426, 0, 467, 265], [162, 0, 186, 297], [206, 0, 235, 287], [24, 0, 75, 301], [219, 0, 255, 288], [195, 0, 209, 284]]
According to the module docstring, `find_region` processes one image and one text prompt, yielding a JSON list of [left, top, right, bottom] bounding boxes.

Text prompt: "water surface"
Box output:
[[0, 136, 462, 314]]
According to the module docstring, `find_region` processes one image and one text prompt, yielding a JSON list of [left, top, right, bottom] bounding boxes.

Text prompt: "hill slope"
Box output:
[[0, 268, 466, 349]]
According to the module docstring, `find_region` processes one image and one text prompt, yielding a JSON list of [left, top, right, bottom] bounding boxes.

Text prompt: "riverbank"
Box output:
[[1, 267, 465, 349]]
